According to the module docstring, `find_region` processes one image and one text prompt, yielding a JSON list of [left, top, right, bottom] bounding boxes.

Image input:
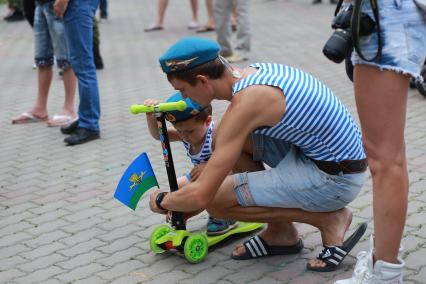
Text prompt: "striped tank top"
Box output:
[[232, 63, 365, 162], [182, 121, 215, 165]]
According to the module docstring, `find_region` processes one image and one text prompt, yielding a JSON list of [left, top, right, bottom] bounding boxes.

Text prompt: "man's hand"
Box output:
[[149, 189, 168, 214], [190, 163, 206, 181], [53, 0, 69, 18]]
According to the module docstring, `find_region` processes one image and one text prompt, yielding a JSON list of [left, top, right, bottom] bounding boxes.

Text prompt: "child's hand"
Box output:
[[190, 163, 207, 181], [143, 98, 160, 106]]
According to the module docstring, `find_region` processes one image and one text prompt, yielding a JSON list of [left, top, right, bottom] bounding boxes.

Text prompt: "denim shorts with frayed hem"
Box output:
[[233, 134, 366, 213], [34, 1, 71, 69], [351, 0, 426, 80]]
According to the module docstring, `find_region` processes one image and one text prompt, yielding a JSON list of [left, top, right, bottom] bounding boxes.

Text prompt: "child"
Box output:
[[144, 92, 237, 235]]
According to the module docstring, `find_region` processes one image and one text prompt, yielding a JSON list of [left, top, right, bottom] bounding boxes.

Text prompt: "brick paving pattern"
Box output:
[[1, 0, 426, 283]]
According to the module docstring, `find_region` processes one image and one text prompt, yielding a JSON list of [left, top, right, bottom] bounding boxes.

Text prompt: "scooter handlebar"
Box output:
[[130, 101, 187, 114]]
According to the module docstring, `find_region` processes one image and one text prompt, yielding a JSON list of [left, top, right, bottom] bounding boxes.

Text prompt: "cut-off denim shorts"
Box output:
[[233, 134, 366, 212], [34, 0, 71, 69], [351, 0, 426, 80]]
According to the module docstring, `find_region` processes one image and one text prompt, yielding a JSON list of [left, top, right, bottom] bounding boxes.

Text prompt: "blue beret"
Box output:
[[159, 37, 220, 73], [165, 92, 205, 122]]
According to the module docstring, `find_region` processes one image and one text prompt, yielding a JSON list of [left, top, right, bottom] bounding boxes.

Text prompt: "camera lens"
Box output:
[[323, 29, 353, 63]]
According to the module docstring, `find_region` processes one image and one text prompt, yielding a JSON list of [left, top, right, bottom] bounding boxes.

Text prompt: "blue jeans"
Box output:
[[64, 0, 100, 131], [34, 0, 70, 69], [99, 0, 107, 17]]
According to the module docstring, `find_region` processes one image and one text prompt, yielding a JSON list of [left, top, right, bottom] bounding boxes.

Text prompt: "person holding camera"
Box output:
[[322, 0, 426, 283]]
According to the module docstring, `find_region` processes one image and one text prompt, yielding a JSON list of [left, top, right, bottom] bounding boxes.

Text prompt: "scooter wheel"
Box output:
[[416, 65, 426, 97], [149, 224, 172, 253], [184, 233, 208, 263]]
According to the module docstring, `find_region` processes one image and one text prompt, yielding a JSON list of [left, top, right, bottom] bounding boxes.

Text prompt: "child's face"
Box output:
[[173, 116, 211, 145]]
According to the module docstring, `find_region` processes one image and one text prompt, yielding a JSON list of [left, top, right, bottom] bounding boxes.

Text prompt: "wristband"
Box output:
[[155, 192, 168, 211]]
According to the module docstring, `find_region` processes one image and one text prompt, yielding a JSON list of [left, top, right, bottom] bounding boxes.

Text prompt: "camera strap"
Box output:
[[351, 0, 382, 62]]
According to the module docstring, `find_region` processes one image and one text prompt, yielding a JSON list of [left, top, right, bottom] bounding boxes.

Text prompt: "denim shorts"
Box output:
[[34, 1, 71, 69], [233, 134, 366, 212], [351, 0, 426, 80]]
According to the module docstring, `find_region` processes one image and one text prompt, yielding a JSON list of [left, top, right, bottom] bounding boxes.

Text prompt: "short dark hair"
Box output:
[[172, 104, 213, 125], [167, 57, 225, 86]]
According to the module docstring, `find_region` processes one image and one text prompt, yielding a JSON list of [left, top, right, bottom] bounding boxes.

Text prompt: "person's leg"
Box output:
[[45, 3, 76, 118], [92, 17, 103, 69], [354, 65, 409, 264], [145, 0, 167, 31], [61, 67, 77, 116], [63, 0, 100, 132], [205, 0, 214, 28], [99, 0, 107, 18], [157, 0, 168, 26], [31, 3, 52, 118], [206, 175, 353, 248], [22, 0, 35, 27], [188, 0, 199, 28], [214, 0, 233, 57], [234, 0, 250, 58]]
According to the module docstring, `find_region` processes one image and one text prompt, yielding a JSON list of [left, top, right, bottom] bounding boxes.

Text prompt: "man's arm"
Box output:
[[152, 85, 285, 212]]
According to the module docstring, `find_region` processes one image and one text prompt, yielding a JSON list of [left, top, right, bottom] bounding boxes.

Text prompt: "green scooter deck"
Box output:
[[205, 222, 263, 247], [154, 222, 263, 248]]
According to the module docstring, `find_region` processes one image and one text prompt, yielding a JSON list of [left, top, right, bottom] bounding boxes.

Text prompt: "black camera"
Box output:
[[323, 4, 376, 63]]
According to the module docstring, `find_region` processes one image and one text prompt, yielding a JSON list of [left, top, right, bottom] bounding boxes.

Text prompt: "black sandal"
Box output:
[[307, 222, 368, 272], [231, 235, 304, 260]]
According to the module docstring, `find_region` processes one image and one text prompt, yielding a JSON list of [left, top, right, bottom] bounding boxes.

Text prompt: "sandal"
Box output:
[[196, 26, 215, 33], [306, 222, 368, 272], [144, 24, 163, 32], [47, 114, 78, 127], [231, 235, 304, 260], [11, 112, 48, 124]]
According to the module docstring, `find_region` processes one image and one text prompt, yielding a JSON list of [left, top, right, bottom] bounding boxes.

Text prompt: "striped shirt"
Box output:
[[182, 121, 215, 165], [232, 63, 365, 162]]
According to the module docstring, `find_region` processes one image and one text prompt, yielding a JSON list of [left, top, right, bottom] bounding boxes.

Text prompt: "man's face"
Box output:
[[170, 77, 212, 107]]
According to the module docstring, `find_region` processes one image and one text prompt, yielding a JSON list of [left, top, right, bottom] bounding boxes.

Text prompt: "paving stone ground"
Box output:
[[1, 0, 426, 283]]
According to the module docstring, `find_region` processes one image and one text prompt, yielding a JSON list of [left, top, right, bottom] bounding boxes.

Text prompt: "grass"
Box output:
[[0, 0, 7, 5]]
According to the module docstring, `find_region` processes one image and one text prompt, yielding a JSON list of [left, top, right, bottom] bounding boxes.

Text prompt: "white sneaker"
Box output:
[[335, 236, 405, 284]]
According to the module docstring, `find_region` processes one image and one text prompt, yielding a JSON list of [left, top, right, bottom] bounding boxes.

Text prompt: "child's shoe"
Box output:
[[335, 236, 404, 284], [206, 217, 237, 236]]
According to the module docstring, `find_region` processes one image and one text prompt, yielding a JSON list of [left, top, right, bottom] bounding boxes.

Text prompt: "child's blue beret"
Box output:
[[159, 37, 220, 73], [165, 92, 205, 122]]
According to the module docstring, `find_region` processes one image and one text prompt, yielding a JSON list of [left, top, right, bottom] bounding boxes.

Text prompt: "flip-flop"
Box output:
[[144, 24, 163, 32], [11, 112, 48, 124], [47, 114, 78, 127], [306, 222, 368, 272], [196, 26, 215, 33], [231, 235, 304, 260]]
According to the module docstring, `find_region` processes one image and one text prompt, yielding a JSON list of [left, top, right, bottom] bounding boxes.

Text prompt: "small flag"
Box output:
[[114, 152, 159, 210]]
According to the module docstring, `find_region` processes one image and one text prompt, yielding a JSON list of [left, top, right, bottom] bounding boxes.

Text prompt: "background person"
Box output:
[[54, 0, 101, 146]]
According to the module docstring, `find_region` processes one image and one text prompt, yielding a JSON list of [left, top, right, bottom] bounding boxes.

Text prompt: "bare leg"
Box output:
[[189, 0, 198, 22], [204, 0, 215, 28], [354, 65, 409, 264], [157, 0, 168, 26], [61, 67, 77, 116], [31, 66, 53, 117]]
